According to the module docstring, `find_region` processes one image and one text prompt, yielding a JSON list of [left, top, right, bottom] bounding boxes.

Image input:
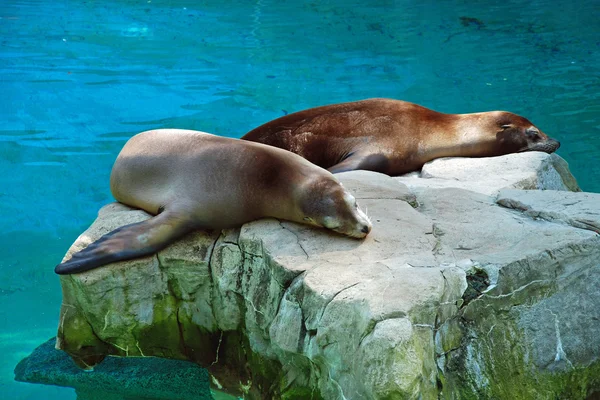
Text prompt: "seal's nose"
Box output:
[[546, 139, 561, 153], [361, 225, 371, 234]]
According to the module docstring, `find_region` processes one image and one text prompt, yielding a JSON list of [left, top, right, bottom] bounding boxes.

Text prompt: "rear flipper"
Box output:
[[55, 210, 195, 275], [328, 152, 390, 174]]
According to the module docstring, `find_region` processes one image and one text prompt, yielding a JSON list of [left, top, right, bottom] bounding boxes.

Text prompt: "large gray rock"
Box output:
[[55, 153, 600, 399]]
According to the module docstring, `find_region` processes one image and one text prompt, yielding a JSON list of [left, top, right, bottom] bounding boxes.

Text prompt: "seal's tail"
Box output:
[[54, 209, 193, 275]]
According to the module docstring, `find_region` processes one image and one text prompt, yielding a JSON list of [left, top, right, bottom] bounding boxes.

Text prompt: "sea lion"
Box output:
[[55, 129, 372, 275], [242, 98, 561, 176]]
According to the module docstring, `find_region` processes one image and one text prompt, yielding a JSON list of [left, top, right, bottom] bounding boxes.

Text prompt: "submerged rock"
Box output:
[[55, 153, 600, 399], [14, 338, 212, 400]]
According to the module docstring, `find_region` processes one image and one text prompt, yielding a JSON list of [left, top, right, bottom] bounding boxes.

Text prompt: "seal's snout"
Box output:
[[540, 138, 560, 153], [526, 138, 560, 154], [351, 208, 372, 238]]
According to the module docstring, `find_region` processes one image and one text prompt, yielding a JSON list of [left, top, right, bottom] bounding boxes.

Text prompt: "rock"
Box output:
[[395, 152, 581, 196], [14, 338, 213, 400], [54, 153, 600, 399], [497, 189, 600, 233]]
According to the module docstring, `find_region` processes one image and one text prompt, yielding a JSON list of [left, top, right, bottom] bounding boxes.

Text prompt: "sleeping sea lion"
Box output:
[[242, 98, 560, 175], [55, 129, 371, 275]]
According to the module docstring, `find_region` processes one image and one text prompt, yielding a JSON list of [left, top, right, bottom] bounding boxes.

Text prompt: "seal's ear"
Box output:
[[526, 128, 540, 137]]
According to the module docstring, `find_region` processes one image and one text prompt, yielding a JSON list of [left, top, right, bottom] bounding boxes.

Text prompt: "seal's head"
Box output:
[[493, 112, 560, 154], [298, 177, 372, 239]]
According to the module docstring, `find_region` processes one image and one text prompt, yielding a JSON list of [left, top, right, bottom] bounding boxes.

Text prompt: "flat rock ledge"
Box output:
[[54, 152, 600, 399]]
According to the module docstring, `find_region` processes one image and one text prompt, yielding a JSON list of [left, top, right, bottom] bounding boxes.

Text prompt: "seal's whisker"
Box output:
[[363, 206, 372, 224]]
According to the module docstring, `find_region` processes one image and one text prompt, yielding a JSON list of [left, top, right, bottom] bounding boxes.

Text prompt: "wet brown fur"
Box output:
[[242, 98, 560, 175]]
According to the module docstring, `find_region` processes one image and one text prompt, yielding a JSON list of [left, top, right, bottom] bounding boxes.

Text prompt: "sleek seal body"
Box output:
[[242, 98, 561, 175], [55, 129, 371, 275]]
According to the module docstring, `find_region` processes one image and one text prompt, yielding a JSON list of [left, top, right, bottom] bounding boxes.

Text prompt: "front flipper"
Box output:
[[328, 152, 390, 174], [55, 210, 195, 275]]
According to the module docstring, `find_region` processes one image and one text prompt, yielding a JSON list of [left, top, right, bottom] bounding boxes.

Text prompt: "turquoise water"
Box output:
[[1, 0, 598, 398]]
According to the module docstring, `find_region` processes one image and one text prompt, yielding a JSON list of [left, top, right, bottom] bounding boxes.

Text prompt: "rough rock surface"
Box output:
[[396, 152, 580, 196], [15, 338, 212, 400], [55, 153, 600, 399]]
